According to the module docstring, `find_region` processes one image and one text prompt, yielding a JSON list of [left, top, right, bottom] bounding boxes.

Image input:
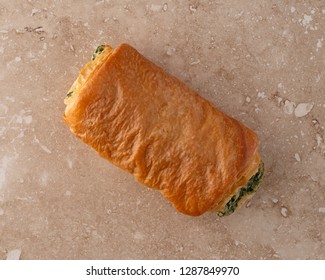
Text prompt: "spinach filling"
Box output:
[[217, 163, 264, 217], [66, 91, 73, 99], [91, 45, 105, 60]]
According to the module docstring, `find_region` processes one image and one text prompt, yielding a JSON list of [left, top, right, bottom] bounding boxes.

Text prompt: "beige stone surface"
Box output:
[[0, 0, 324, 260]]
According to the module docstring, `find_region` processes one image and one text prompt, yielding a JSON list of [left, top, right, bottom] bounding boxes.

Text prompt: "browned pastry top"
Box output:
[[64, 44, 260, 216]]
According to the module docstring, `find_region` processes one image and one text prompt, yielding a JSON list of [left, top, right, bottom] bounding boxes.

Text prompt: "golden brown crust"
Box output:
[[64, 43, 261, 216]]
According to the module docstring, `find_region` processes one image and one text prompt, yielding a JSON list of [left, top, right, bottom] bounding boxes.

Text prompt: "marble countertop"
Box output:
[[0, 0, 324, 259]]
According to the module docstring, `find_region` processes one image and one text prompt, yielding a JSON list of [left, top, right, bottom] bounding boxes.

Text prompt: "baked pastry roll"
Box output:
[[64, 43, 263, 216]]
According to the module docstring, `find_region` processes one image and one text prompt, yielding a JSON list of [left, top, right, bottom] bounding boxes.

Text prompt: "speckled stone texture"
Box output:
[[0, 1, 324, 259]]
